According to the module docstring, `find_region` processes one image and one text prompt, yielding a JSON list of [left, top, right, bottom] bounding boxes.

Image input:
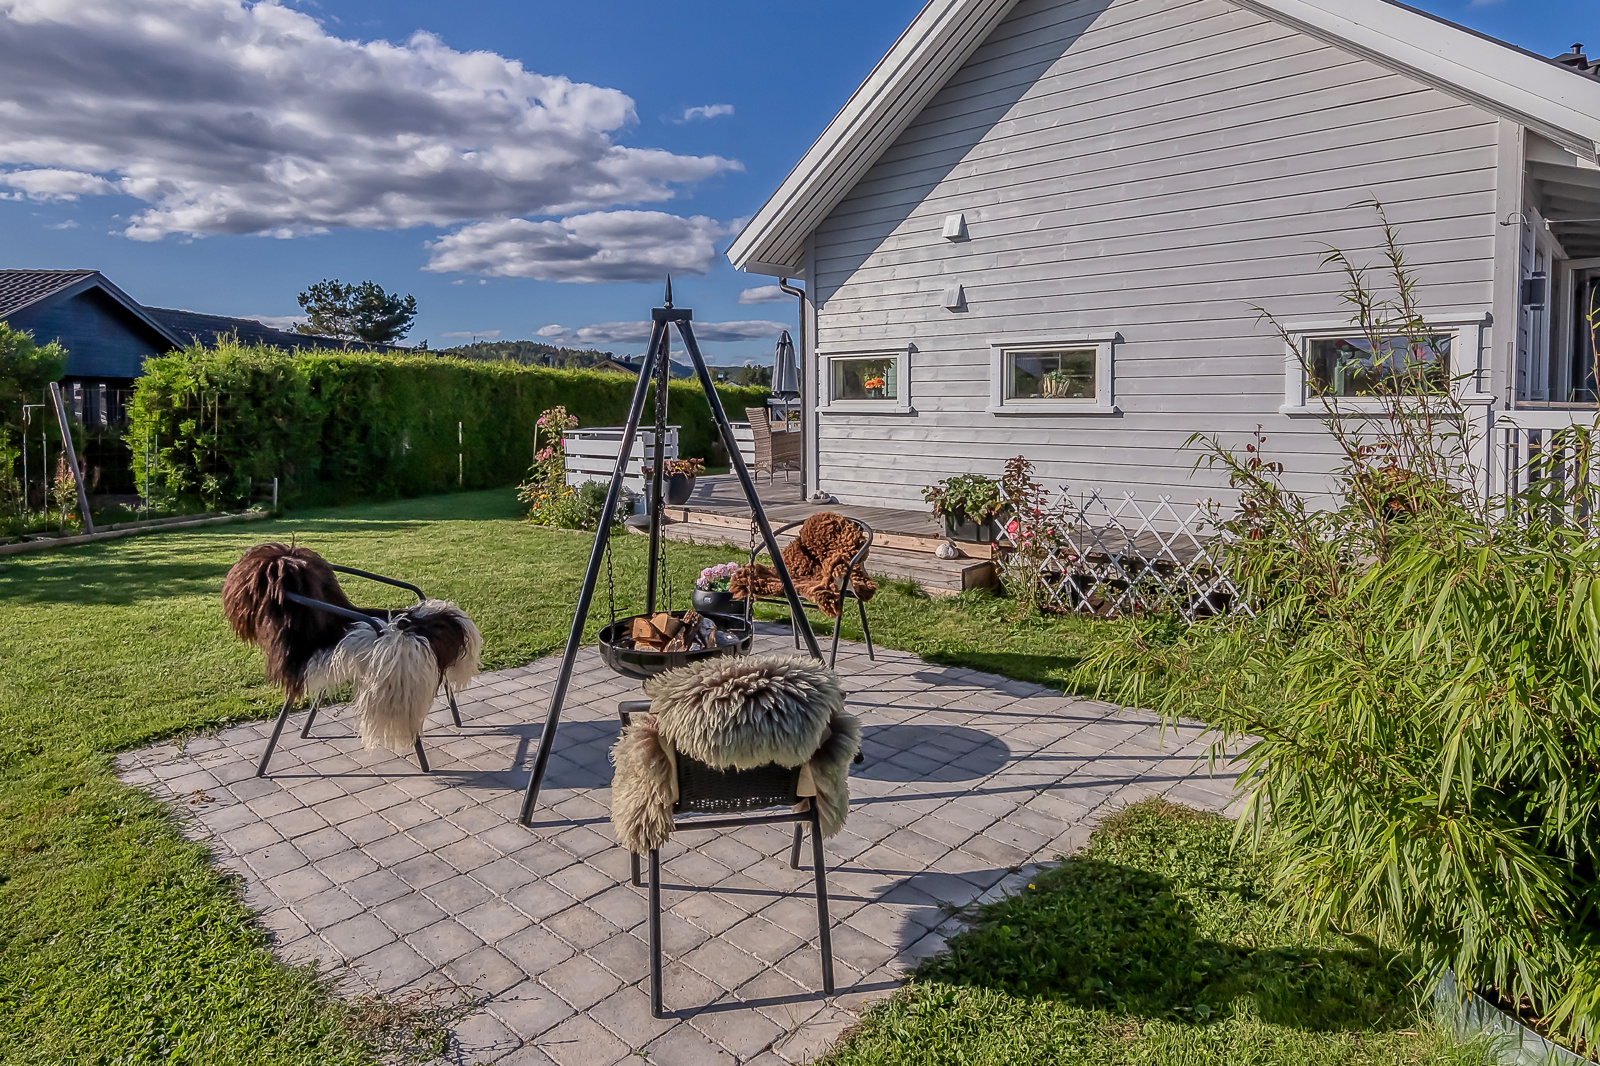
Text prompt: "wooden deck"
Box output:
[[647, 474, 998, 595]]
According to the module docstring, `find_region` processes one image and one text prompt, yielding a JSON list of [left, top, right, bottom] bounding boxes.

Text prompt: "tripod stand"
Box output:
[[518, 281, 822, 825]]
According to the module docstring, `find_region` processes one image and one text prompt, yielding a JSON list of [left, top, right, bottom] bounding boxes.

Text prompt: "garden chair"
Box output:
[[610, 655, 860, 1017], [221, 544, 479, 778], [746, 406, 801, 484], [740, 514, 876, 670]]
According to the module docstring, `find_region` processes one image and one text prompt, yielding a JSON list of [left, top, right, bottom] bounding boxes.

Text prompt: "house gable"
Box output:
[[0, 270, 183, 382], [729, 0, 1600, 279], [802, 0, 1505, 507]]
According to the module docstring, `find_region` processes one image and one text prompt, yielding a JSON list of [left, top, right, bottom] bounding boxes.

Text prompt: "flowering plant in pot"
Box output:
[[692, 561, 744, 613], [922, 473, 1008, 541], [645, 457, 706, 506]]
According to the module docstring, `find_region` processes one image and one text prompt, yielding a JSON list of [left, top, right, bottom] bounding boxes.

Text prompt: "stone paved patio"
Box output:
[[118, 626, 1238, 1065]]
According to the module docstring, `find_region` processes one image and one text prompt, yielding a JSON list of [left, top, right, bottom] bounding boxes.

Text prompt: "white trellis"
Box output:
[[993, 490, 1249, 621]]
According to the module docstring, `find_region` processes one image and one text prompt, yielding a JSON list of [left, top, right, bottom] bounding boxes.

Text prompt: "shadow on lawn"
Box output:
[[924, 854, 1417, 1033]]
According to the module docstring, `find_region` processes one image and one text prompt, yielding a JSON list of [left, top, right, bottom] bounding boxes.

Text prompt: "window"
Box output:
[[1280, 315, 1491, 414], [819, 347, 913, 414], [1306, 334, 1451, 398], [831, 355, 898, 402], [988, 334, 1119, 415], [1006, 348, 1096, 401]]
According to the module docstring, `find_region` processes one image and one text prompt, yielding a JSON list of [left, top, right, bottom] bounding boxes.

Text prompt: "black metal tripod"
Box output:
[[518, 281, 823, 825]]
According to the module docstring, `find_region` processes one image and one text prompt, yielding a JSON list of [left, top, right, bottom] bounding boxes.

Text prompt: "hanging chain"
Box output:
[[605, 536, 617, 627]]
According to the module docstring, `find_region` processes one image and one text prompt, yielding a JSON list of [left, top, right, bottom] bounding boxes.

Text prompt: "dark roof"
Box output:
[[0, 269, 100, 319], [145, 307, 411, 354]]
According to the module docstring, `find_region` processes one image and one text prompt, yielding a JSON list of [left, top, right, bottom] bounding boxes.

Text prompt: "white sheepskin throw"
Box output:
[[302, 599, 482, 753], [611, 654, 860, 854]]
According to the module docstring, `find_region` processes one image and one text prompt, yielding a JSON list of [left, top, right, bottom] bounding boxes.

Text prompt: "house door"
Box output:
[[1571, 269, 1600, 403]]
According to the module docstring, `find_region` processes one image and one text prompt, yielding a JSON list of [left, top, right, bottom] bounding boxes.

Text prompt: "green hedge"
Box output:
[[126, 342, 769, 508]]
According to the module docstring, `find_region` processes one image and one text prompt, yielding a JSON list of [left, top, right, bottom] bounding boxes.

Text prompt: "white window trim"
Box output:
[[1279, 313, 1496, 416], [987, 333, 1120, 416], [818, 345, 914, 415]]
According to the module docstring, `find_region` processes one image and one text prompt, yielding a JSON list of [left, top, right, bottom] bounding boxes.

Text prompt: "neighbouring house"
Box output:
[[728, 0, 1600, 512], [0, 269, 409, 427]]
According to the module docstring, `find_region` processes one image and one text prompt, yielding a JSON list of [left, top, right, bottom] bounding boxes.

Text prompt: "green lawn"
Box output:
[[824, 800, 1476, 1066], [0, 488, 1463, 1064]]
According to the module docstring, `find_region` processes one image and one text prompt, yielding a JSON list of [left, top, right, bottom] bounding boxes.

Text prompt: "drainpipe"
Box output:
[[778, 278, 809, 499]]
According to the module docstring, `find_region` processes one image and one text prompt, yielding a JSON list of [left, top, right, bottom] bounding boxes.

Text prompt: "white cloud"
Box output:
[[424, 210, 730, 283], [737, 284, 792, 305], [46, 219, 80, 229], [0, 0, 738, 240], [537, 319, 787, 345], [677, 104, 734, 123], [0, 167, 117, 200]]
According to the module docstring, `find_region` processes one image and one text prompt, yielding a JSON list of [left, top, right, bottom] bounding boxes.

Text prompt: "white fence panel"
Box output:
[[729, 423, 756, 469], [565, 427, 678, 491]]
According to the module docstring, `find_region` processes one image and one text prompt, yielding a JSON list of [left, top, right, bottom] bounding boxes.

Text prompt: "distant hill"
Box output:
[[438, 340, 615, 367]]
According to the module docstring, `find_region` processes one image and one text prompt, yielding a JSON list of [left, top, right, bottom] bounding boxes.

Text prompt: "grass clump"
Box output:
[[825, 800, 1477, 1066]]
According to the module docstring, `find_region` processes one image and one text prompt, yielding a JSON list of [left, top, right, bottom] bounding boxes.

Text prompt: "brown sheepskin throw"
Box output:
[[611, 654, 860, 854], [222, 544, 483, 750], [729, 512, 877, 617]]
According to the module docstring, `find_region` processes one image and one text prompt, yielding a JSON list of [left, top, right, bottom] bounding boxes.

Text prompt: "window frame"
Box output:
[[1279, 313, 1493, 416], [987, 333, 1120, 416], [818, 345, 913, 415]]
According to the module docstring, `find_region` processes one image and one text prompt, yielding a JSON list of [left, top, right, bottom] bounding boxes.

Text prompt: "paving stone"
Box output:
[[681, 938, 766, 993], [646, 1023, 738, 1065], [771, 1005, 858, 1065], [499, 924, 577, 974], [392, 852, 456, 890], [459, 898, 535, 944], [688, 997, 785, 1061], [587, 984, 675, 1045], [407, 918, 483, 967], [352, 940, 434, 994], [540, 953, 622, 1011], [507, 880, 577, 921], [539, 1014, 629, 1066], [345, 868, 412, 908], [489, 979, 575, 1040], [427, 873, 493, 913], [444, 945, 525, 996], [323, 913, 395, 960], [376, 892, 449, 936], [264, 864, 334, 904]]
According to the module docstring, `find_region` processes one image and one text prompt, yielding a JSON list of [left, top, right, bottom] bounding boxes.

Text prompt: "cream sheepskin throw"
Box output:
[[611, 654, 860, 854], [303, 599, 482, 752]]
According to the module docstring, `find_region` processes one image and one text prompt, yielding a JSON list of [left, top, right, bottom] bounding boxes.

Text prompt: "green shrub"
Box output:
[[125, 341, 767, 509], [1078, 211, 1600, 1052]]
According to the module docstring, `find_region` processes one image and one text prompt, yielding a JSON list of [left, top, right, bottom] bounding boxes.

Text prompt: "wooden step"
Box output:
[[664, 505, 994, 560], [632, 518, 996, 597]]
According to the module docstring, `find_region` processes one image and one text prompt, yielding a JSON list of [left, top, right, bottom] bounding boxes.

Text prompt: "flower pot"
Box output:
[[665, 473, 695, 506], [944, 513, 1005, 543], [692, 589, 743, 614]]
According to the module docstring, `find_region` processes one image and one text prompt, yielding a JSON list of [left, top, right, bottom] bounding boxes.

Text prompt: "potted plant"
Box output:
[[646, 457, 705, 506], [692, 562, 744, 613], [922, 473, 1007, 541], [863, 374, 887, 398]]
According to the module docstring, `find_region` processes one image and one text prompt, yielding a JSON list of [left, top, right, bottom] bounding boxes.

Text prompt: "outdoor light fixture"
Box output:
[[941, 212, 968, 240]]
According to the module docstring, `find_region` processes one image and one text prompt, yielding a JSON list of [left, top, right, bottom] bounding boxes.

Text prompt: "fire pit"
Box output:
[[597, 609, 753, 680]]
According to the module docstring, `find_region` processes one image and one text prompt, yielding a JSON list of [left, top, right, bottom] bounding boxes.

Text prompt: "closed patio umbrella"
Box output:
[[773, 330, 801, 400]]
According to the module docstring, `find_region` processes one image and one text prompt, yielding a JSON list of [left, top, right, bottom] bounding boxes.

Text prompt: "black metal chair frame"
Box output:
[[255, 565, 463, 778], [744, 517, 876, 669], [618, 701, 834, 1018]]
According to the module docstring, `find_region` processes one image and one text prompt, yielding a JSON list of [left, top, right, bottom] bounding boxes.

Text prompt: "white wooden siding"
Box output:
[[808, 0, 1503, 509]]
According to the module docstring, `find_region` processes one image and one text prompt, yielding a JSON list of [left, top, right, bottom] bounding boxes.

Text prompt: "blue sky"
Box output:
[[0, 0, 1593, 362]]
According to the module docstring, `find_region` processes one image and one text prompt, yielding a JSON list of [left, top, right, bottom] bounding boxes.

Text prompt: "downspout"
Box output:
[[779, 278, 810, 499]]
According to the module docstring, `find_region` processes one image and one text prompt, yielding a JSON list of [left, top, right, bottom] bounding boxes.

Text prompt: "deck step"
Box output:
[[632, 518, 996, 597], [663, 505, 993, 560]]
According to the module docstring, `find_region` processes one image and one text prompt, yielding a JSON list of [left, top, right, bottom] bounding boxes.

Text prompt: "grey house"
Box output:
[[728, 0, 1600, 510]]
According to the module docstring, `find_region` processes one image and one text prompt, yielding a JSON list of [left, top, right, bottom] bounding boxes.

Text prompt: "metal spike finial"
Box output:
[[663, 275, 673, 308]]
